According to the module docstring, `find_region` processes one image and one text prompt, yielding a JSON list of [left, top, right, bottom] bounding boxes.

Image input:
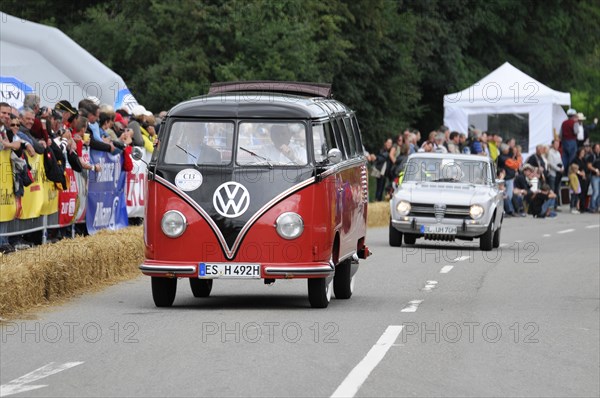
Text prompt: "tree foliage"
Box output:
[[3, 0, 599, 150]]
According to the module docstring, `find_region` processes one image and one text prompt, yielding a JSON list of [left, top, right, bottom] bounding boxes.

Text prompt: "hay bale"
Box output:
[[367, 201, 390, 228], [0, 226, 144, 319]]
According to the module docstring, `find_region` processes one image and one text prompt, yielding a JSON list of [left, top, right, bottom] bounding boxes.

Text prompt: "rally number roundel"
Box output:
[[175, 169, 203, 192], [213, 182, 250, 218]]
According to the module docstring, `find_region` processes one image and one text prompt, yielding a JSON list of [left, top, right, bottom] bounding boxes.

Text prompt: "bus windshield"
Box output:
[[236, 122, 308, 166], [163, 121, 234, 165]]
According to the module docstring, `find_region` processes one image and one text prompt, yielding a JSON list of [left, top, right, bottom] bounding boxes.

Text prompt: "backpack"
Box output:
[[43, 144, 67, 190]]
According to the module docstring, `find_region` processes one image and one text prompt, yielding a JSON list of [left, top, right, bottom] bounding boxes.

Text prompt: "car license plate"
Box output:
[[199, 263, 261, 279], [421, 225, 457, 234]]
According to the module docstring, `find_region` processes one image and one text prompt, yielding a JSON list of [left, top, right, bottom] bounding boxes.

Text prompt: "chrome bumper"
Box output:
[[139, 264, 196, 275], [264, 264, 335, 276], [391, 217, 489, 237]]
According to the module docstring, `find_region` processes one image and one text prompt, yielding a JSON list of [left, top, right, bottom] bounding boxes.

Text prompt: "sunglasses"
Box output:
[[10, 123, 19, 127]]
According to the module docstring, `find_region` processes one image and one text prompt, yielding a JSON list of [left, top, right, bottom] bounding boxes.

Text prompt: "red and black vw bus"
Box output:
[[137, 82, 370, 308]]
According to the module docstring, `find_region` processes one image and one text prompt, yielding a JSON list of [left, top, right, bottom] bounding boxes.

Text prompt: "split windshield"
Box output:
[[163, 121, 308, 166]]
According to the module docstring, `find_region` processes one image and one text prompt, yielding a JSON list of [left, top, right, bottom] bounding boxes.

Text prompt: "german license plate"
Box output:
[[199, 263, 261, 279], [421, 225, 457, 234]]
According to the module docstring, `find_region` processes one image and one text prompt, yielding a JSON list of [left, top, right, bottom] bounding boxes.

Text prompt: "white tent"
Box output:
[[0, 12, 138, 111], [443, 62, 570, 155]]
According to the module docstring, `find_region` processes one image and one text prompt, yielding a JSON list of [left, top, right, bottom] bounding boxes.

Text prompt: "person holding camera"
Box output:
[[547, 139, 564, 210]]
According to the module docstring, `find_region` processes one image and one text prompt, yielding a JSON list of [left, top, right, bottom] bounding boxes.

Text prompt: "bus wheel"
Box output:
[[308, 277, 332, 308], [152, 277, 177, 307], [333, 259, 354, 299], [190, 278, 213, 297]]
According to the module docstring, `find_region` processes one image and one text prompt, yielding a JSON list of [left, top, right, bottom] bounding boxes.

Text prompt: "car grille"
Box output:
[[409, 203, 470, 219]]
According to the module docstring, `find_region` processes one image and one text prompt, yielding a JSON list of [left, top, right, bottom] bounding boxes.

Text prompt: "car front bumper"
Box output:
[[391, 216, 489, 238]]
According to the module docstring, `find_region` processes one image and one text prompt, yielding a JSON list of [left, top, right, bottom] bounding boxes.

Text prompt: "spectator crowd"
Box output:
[[369, 109, 600, 220], [0, 94, 167, 254]]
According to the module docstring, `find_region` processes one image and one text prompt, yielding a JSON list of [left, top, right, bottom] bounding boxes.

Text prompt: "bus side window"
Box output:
[[350, 115, 364, 156], [331, 119, 349, 159], [342, 117, 357, 157], [325, 121, 345, 159], [312, 124, 328, 162]]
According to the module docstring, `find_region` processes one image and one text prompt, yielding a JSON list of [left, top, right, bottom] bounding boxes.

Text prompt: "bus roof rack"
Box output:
[[208, 81, 333, 98]]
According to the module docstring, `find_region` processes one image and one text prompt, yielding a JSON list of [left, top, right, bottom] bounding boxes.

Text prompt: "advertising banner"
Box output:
[[85, 150, 128, 234]]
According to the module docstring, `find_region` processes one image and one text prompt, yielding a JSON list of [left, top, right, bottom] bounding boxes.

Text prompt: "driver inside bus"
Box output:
[[174, 123, 222, 164]]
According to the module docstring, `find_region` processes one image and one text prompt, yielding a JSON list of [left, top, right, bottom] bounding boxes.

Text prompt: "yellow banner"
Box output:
[[0, 149, 16, 222], [40, 170, 59, 215], [19, 153, 44, 220]]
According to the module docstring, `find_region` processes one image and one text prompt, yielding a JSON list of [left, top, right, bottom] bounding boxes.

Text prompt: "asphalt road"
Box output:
[[1, 212, 599, 397]]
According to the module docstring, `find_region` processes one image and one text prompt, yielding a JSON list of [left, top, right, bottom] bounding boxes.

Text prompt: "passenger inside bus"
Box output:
[[268, 124, 306, 164]]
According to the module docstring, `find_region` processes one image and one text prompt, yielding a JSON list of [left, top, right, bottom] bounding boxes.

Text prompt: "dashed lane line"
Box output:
[[440, 265, 454, 273], [453, 256, 470, 262], [557, 229, 575, 234], [422, 281, 438, 292], [400, 300, 423, 313], [585, 224, 599, 229], [330, 325, 404, 398]]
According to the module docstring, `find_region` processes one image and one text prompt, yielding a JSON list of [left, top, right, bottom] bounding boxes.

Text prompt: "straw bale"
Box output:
[[0, 226, 143, 318], [367, 201, 390, 228]]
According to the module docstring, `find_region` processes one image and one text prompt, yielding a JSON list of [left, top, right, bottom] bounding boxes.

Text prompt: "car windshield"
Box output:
[[163, 121, 234, 165], [403, 157, 490, 185], [236, 122, 308, 166]]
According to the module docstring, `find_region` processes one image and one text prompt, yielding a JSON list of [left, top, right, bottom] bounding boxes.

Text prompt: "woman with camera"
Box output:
[[547, 139, 564, 210]]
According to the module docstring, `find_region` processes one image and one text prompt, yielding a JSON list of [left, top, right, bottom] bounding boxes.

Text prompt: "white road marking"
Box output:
[[331, 325, 403, 398], [0, 362, 83, 397], [400, 300, 423, 313], [422, 281, 438, 291], [499, 243, 508, 247], [453, 256, 470, 262], [557, 229, 575, 234], [515, 240, 523, 243], [543, 234, 551, 237], [585, 224, 599, 229], [440, 265, 454, 273]]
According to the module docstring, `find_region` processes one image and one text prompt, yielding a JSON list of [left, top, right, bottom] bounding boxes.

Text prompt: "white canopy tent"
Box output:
[[0, 12, 137, 111], [443, 62, 570, 156]]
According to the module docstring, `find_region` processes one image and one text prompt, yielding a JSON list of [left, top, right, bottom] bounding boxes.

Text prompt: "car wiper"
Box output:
[[239, 146, 273, 168], [176, 144, 197, 161], [432, 178, 460, 182]]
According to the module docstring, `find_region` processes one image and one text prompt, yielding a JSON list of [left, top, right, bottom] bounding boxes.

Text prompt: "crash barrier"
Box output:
[[0, 226, 144, 318], [0, 147, 148, 242]]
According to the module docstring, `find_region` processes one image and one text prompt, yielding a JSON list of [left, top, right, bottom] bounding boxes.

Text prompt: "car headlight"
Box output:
[[469, 204, 484, 220], [275, 212, 304, 240], [161, 210, 187, 238], [396, 200, 411, 216]]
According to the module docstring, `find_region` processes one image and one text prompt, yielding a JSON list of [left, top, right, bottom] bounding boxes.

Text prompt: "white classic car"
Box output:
[[389, 153, 504, 251]]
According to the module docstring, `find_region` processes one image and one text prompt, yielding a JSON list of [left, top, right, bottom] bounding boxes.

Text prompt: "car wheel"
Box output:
[[480, 220, 494, 251], [308, 277, 333, 308], [190, 278, 213, 297], [492, 226, 501, 249], [151, 277, 177, 307], [389, 221, 403, 247], [333, 259, 354, 299], [404, 234, 417, 245]]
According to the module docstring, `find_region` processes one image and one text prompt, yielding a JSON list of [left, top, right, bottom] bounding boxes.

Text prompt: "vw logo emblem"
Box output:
[[213, 182, 250, 218]]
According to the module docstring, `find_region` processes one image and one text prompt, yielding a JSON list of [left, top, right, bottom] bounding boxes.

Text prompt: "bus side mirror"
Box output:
[[327, 148, 342, 165], [132, 146, 146, 164]]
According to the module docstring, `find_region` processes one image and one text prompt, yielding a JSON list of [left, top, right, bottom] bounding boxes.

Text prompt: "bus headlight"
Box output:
[[275, 212, 304, 240], [396, 200, 411, 216], [469, 205, 484, 220], [161, 210, 187, 238]]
